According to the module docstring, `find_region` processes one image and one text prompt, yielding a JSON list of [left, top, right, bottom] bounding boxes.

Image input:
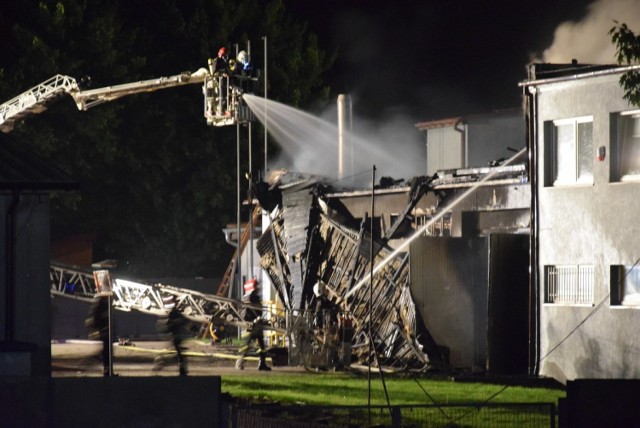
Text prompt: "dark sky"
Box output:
[[284, 0, 626, 124]]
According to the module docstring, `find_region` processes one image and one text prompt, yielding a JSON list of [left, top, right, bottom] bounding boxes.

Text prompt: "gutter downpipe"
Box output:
[[525, 84, 540, 376], [5, 189, 20, 341], [454, 119, 466, 168]]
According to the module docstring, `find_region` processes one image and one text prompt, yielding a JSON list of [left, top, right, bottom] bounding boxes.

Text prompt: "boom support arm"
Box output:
[[0, 65, 251, 132], [71, 68, 208, 111]]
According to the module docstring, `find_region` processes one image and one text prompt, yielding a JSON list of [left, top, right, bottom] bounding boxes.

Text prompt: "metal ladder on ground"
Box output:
[[49, 262, 285, 331]]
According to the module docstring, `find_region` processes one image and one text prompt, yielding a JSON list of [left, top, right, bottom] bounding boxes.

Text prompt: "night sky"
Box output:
[[285, 0, 640, 124]]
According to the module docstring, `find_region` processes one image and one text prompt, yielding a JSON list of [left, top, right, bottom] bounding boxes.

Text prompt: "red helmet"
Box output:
[[218, 47, 227, 58], [243, 278, 257, 295]]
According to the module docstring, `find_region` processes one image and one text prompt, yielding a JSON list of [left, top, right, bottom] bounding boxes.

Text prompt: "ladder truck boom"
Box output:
[[0, 64, 252, 132], [70, 68, 208, 111], [0, 74, 79, 133]]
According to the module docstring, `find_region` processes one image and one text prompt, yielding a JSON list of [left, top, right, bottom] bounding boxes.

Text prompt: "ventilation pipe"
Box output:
[[337, 94, 346, 181]]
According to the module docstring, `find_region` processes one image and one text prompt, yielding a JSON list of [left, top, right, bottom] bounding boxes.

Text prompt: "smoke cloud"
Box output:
[[541, 0, 640, 64]]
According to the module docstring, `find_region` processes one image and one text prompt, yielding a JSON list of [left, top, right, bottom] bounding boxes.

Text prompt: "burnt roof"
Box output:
[[0, 133, 77, 190]]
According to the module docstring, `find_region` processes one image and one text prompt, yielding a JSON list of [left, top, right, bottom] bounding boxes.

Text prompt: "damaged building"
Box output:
[[254, 143, 531, 373]]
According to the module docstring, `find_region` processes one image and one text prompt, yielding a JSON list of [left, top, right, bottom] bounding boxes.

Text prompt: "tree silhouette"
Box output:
[[0, 0, 333, 278], [610, 21, 640, 107]]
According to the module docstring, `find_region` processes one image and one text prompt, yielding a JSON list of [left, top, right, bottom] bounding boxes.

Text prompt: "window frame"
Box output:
[[610, 264, 640, 307], [610, 110, 640, 182], [545, 116, 594, 187]]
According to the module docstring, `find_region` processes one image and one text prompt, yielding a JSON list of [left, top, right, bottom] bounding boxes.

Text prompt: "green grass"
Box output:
[[221, 372, 565, 406]]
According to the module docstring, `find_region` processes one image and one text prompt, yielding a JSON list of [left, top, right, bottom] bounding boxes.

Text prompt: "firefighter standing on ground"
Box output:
[[86, 294, 111, 376], [236, 278, 271, 371], [153, 295, 189, 376]]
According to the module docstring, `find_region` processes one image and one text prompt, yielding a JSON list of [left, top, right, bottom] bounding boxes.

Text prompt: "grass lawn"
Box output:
[[220, 371, 565, 406]]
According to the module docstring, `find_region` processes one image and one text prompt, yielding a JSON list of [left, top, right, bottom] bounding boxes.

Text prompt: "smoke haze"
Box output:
[[541, 0, 640, 63], [243, 94, 424, 188]]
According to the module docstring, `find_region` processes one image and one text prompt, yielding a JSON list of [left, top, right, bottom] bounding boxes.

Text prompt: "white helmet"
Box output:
[[237, 50, 248, 65], [313, 281, 325, 297]]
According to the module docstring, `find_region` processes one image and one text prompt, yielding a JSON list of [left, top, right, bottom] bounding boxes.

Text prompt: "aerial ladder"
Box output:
[[0, 62, 254, 133], [50, 262, 284, 332]]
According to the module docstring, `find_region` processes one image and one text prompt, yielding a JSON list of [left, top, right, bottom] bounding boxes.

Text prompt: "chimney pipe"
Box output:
[[337, 94, 346, 180]]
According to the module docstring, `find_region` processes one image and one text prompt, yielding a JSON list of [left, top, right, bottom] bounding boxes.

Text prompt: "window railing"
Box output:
[[545, 265, 594, 304]]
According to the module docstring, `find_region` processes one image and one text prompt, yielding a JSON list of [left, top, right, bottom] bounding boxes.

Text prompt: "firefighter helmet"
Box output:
[[313, 281, 325, 297], [237, 50, 247, 65]]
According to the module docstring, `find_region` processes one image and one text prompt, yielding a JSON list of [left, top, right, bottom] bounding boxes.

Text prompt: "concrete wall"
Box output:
[[410, 236, 489, 370], [410, 234, 529, 373], [0, 193, 52, 376], [533, 71, 640, 380]]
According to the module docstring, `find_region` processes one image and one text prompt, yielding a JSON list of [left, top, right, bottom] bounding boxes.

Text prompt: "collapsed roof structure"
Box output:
[[254, 159, 529, 371]]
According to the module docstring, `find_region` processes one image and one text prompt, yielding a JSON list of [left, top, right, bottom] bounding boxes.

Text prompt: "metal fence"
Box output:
[[229, 402, 556, 427]]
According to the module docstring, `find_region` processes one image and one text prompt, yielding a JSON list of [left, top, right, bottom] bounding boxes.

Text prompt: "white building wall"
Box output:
[[426, 126, 464, 175], [532, 70, 640, 381]]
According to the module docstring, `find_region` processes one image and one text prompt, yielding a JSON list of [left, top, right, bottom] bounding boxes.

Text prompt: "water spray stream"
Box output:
[[242, 94, 423, 186], [345, 146, 528, 299]]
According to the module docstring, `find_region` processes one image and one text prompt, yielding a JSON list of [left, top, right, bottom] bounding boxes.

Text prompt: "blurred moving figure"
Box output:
[[236, 278, 271, 371], [153, 295, 189, 376], [86, 295, 111, 376]]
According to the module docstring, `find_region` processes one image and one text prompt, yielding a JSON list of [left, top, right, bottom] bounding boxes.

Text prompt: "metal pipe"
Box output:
[[349, 95, 354, 182], [525, 85, 540, 375], [368, 165, 375, 408], [236, 122, 242, 299], [249, 121, 254, 279], [337, 94, 346, 181], [262, 36, 268, 177]]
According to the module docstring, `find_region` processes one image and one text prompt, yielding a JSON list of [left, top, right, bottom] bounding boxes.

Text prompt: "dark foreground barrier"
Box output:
[[560, 379, 640, 428], [0, 376, 221, 427]]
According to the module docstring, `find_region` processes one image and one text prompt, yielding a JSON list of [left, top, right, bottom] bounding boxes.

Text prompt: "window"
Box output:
[[544, 265, 594, 304], [545, 117, 593, 186], [610, 265, 640, 307], [416, 212, 452, 236], [611, 110, 640, 182]]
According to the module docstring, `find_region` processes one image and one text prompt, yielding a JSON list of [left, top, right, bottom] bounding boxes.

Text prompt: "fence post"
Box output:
[[229, 403, 237, 428], [391, 406, 402, 428]]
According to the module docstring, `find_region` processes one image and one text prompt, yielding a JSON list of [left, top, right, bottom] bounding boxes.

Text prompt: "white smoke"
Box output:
[[542, 0, 640, 64]]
